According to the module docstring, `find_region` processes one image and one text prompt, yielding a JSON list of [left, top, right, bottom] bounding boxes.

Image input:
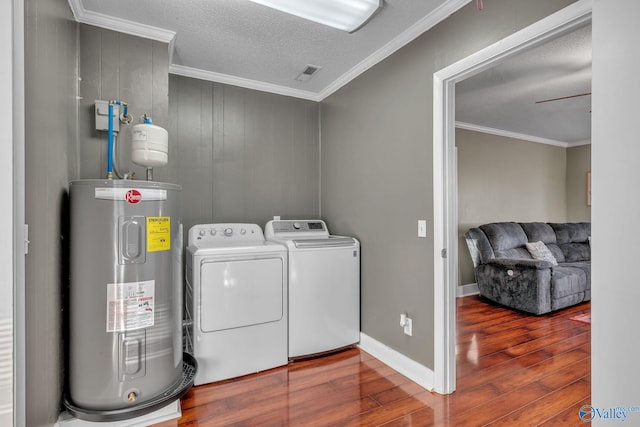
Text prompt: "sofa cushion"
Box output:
[[549, 223, 590, 262], [545, 244, 566, 263], [480, 223, 531, 259], [551, 265, 587, 299], [562, 261, 591, 290], [549, 223, 590, 244], [565, 261, 591, 301], [526, 241, 558, 266], [560, 242, 591, 262], [520, 222, 566, 262], [520, 222, 557, 244]]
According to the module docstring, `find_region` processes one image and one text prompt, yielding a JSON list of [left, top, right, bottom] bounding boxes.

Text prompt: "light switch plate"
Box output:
[[418, 220, 427, 238]]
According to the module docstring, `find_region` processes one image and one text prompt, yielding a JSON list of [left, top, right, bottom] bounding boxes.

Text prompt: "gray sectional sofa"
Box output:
[[464, 222, 590, 315]]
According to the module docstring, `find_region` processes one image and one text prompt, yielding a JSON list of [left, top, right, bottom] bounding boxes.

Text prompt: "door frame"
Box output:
[[5, 0, 26, 424], [432, 0, 593, 394]]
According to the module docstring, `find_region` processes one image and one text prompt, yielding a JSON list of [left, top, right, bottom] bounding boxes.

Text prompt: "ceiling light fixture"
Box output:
[[249, 0, 383, 33]]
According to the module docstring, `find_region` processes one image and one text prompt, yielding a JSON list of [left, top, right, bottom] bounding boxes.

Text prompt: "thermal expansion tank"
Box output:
[[68, 179, 183, 412]]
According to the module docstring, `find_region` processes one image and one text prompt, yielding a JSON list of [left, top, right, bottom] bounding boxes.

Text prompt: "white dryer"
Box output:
[[265, 220, 360, 358], [186, 224, 287, 385]]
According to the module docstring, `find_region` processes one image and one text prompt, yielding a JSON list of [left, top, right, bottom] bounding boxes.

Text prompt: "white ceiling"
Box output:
[[456, 24, 592, 146], [68, 0, 591, 145]]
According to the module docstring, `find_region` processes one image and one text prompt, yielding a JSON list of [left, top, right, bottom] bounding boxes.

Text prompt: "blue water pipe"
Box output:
[[106, 100, 129, 179], [107, 103, 114, 179]]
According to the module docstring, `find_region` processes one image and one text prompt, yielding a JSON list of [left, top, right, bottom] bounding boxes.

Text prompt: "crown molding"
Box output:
[[70, 0, 470, 102], [67, 0, 175, 43], [317, 0, 472, 100], [455, 121, 576, 148], [169, 65, 322, 102], [566, 139, 591, 147]]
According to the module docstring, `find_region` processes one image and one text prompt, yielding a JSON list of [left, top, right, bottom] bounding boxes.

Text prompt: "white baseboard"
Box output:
[[358, 333, 434, 391], [457, 283, 479, 297], [55, 400, 181, 427]]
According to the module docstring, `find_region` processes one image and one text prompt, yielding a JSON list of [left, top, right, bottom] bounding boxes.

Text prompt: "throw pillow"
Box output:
[[526, 241, 558, 266]]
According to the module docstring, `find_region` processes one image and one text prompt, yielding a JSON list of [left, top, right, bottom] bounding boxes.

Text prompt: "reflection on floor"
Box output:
[[154, 296, 591, 426]]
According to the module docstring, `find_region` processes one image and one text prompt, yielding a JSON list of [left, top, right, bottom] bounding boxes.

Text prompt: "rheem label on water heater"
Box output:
[[94, 187, 167, 202], [125, 189, 142, 204], [147, 216, 171, 252], [106, 280, 155, 332]]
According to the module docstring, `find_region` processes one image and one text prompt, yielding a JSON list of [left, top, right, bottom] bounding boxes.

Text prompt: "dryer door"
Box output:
[[199, 258, 284, 332]]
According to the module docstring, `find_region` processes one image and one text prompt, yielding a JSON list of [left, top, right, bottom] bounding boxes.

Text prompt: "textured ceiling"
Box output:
[[76, 0, 464, 100], [71, 0, 591, 145], [456, 23, 592, 145]]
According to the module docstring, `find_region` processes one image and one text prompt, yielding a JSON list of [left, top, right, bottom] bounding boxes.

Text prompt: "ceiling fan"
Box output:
[[535, 92, 592, 104]]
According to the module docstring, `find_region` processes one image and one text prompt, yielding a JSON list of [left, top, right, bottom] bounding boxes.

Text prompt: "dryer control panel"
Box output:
[[265, 220, 329, 239], [188, 223, 264, 246]]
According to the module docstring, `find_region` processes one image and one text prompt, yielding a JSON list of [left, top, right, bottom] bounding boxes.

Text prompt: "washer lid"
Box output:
[[292, 236, 357, 248]]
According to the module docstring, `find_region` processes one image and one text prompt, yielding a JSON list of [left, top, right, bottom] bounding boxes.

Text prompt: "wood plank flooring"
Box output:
[[154, 296, 590, 426]]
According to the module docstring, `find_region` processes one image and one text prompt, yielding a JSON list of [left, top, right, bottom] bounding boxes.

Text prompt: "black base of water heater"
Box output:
[[64, 352, 197, 423]]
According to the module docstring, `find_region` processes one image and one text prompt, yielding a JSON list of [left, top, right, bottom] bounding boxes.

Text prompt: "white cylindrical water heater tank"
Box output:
[[66, 179, 195, 422], [131, 123, 168, 167]]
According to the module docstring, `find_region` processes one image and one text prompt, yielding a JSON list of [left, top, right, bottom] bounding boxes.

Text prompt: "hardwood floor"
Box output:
[[154, 296, 590, 426]]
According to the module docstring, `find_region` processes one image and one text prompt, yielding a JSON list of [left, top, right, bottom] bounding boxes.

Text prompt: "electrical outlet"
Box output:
[[400, 313, 413, 336], [404, 317, 413, 336]]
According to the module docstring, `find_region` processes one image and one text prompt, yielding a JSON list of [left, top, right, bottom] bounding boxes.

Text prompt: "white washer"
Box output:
[[186, 223, 288, 385], [265, 219, 360, 358]]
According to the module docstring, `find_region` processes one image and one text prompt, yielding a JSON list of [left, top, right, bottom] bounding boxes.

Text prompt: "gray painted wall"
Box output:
[[24, 0, 77, 425], [592, 0, 640, 411], [456, 129, 568, 285], [320, 0, 577, 368], [168, 75, 320, 235], [566, 144, 591, 222]]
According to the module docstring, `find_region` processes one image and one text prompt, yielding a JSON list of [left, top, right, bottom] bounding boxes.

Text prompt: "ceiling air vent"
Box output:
[[295, 65, 322, 82]]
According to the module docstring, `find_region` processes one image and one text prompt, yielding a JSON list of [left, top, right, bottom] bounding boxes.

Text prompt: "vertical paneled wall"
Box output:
[[168, 75, 320, 234], [77, 32, 319, 233], [77, 24, 169, 181]]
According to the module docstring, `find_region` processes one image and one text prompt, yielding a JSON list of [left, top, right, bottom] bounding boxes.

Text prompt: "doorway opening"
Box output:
[[432, 0, 593, 394]]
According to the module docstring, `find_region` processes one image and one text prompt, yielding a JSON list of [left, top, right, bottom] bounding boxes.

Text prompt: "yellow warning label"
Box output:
[[147, 216, 171, 252]]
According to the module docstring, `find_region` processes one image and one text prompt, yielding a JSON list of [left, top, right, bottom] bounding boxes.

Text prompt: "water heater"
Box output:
[[66, 179, 195, 421]]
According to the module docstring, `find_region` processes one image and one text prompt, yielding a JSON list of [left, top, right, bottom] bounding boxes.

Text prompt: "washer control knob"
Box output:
[[198, 229, 206, 237], [240, 228, 246, 235], [293, 222, 301, 230], [224, 228, 233, 237], [210, 229, 217, 236]]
